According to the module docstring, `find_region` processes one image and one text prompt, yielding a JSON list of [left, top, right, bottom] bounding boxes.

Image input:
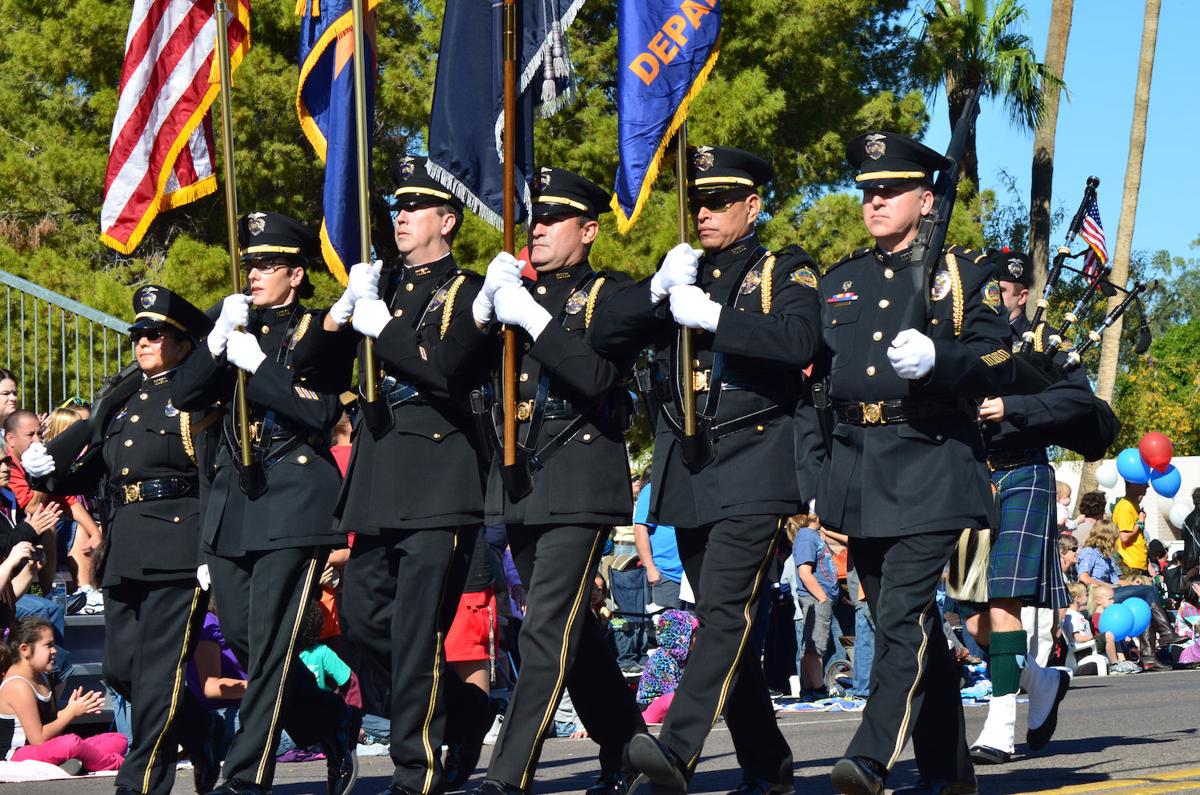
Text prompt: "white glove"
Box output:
[[473, 252, 525, 325], [329, 260, 383, 326], [21, 442, 55, 478], [197, 564, 211, 592], [493, 284, 552, 340], [225, 331, 267, 374], [887, 328, 937, 379], [208, 294, 251, 357], [668, 285, 722, 332], [351, 298, 392, 339], [650, 243, 702, 304]]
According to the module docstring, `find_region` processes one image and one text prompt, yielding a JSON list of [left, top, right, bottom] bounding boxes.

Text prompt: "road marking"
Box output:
[[1015, 766, 1200, 794]]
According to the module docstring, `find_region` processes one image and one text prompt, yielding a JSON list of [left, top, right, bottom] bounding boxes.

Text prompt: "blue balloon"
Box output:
[[1099, 603, 1135, 640], [1124, 597, 1152, 636], [1116, 448, 1152, 484], [1150, 464, 1182, 498]]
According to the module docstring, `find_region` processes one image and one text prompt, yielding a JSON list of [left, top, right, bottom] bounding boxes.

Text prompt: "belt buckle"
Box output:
[[692, 369, 711, 393], [123, 482, 143, 503], [861, 401, 884, 425], [515, 399, 534, 422]]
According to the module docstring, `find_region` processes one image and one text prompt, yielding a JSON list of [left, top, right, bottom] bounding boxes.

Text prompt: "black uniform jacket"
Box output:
[[171, 302, 345, 554], [985, 314, 1094, 455], [816, 245, 1013, 538], [440, 262, 638, 527], [292, 254, 489, 532], [588, 234, 824, 528], [34, 368, 208, 585]]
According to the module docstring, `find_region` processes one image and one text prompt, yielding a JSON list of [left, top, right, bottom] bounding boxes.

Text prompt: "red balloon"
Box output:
[[1138, 432, 1173, 473]]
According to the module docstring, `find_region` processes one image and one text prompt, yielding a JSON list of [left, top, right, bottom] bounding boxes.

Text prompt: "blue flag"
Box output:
[[427, 0, 581, 230], [297, 0, 378, 284], [612, 0, 721, 232]]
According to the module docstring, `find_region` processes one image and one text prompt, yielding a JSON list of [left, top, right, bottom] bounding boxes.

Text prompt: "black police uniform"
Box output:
[[33, 287, 218, 795], [821, 133, 1012, 794], [170, 213, 353, 794], [290, 156, 494, 795], [589, 147, 823, 791], [442, 169, 647, 793]]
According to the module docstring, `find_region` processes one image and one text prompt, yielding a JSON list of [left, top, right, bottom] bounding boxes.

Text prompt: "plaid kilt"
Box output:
[[988, 463, 1069, 609]]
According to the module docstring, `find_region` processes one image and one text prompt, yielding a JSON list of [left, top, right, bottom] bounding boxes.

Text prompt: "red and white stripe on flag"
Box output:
[[100, 0, 250, 254]]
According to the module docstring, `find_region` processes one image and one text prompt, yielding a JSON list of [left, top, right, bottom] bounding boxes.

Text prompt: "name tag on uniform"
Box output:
[[826, 292, 858, 304]]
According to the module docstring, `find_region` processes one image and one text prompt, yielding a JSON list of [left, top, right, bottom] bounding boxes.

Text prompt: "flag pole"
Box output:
[[351, 0, 378, 404], [674, 125, 697, 437], [501, 0, 518, 468], [213, 0, 252, 468]]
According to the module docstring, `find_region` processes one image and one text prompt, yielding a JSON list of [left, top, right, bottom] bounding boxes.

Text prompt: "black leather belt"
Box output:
[[833, 398, 958, 426], [113, 476, 198, 506], [987, 448, 1049, 471]]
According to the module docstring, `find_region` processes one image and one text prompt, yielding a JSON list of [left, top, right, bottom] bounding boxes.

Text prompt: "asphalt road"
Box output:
[[7, 668, 1199, 794]]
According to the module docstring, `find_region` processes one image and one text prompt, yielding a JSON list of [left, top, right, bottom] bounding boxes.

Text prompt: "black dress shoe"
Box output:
[[830, 757, 886, 795], [726, 779, 795, 794], [322, 706, 359, 795], [475, 779, 530, 794], [377, 786, 423, 795], [189, 711, 223, 794], [206, 780, 271, 795], [628, 734, 688, 793], [892, 776, 978, 795], [968, 743, 1012, 765], [445, 700, 497, 790], [585, 771, 648, 794]]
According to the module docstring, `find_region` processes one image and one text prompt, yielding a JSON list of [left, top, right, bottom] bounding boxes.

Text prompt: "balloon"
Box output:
[[1138, 432, 1173, 473], [1124, 597, 1152, 637], [1096, 460, 1120, 490], [1157, 494, 1176, 519], [1098, 603, 1135, 640], [1169, 504, 1190, 529], [1115, 448, 1151, 485], [1150, 464, 1182, 499]]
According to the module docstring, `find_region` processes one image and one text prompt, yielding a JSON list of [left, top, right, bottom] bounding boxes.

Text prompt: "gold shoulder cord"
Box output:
[[585, 276, 608, 328], [180, 412, 196, 465], [440, 274, 467, 339], [760, 254, 776, 314], [944, 252, 964, 337], [290, 312, 313, 349]]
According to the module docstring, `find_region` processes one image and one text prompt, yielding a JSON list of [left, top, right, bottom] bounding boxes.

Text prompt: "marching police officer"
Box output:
[[820, 133, 1012, 795], [171, 212, 356, 795], [22, 287, 219, 795], [443, 168, 648, 795], [292, 155, 495, 795], [966, 249, 1088, 765], [589, 146, 823, 794]]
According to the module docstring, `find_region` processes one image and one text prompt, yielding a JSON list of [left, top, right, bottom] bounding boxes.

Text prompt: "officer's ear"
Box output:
[[579, 217, 599, 246], [918, 186, 935, 216], [744, 192, 762, 226], [287, 265, 306, 290]]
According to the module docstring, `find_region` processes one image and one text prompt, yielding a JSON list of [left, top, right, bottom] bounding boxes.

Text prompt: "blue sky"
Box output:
[[917, 1, 1196, 263]]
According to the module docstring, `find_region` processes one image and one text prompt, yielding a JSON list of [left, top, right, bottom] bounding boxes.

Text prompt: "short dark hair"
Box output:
[[1078, 490, 1107, 520], [1193, 486, 1200, 506], [3, 409, 37, 437], [435, 203, 463, 245]]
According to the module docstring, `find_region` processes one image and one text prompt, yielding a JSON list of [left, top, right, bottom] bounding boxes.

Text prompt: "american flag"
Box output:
[[100, 0, 251, 255], [1079, 194, 1108, 281]]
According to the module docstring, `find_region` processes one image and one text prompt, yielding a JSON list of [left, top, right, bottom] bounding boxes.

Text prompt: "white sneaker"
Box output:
[[81, 587, 105, 615], [970, 692, 1016, 761], [1022, 661, 1070, 751], [482, 714, 502, 746]]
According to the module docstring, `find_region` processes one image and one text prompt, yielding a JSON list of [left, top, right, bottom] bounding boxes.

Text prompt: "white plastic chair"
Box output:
[[1064, 637, 1108, 676]]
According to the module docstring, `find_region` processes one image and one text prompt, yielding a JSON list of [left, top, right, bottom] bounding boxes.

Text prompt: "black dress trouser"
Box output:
[[846, 531, 973, 783], [487, 523, 647, 791], [341, 527, 490, 793], [660, 514, 792, 785], [104, 579, 209, 795], [207, 545, 345, 787]]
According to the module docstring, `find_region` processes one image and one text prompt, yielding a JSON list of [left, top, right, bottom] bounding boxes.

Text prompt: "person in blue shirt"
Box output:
[[789, 515, 839, 697], [633, 475, 685, 610]]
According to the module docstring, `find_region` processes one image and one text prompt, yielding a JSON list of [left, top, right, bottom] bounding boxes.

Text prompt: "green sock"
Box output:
[[989, 630, 1027, 697]]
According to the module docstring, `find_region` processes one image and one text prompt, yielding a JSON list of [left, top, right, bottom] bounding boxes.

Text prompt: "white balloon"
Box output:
[[1096, 460, 1120, 490], [1157, 494, 1175, 518], [1168, 504, 1189, 529]]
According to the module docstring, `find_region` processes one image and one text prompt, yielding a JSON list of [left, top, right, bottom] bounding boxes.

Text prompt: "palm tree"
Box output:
[[914, 0, 1066, 193], [1028, 0, 1074, 300], [1077, 0, 1160, 500]]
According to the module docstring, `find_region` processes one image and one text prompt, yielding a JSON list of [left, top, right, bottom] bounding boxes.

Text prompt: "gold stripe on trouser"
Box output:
[[687, 517, 782, 770], [256, 552, 320, 784], [517, 531, 605, 791], [886, 598, 933, 769], [141, 586, 204, 794], [419, 531, 460, 794]]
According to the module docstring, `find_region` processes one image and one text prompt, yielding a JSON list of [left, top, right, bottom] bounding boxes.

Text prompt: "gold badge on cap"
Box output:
[[399, 157, 416, 179], [565, 290, 587, 315], [536, 168, 553, 191], [931, 270, 953, 301], [1007, 258, 1024, 279], [247, 212, 267, 236], [692, 146, 714, 173], [865, 134, 887, 161], [139, 286, 158, 309]]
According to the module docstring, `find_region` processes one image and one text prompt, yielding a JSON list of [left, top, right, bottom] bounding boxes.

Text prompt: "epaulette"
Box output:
[[944, 244, 989, 265], [824, 248, 871, 276]]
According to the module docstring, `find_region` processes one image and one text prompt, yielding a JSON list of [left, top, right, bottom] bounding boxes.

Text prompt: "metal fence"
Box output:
[[0, 269, 129, 415]]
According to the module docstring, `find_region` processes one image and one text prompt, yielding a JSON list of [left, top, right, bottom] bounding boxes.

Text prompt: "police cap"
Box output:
[[846, 131, 951, 190], [238, 211, 319, 264], [686, 146, 773, 196], [392, 155, 463, 210], [531, 167, 610, 220], [129, 285, 214, 340], [991, 248, 1033, 287]]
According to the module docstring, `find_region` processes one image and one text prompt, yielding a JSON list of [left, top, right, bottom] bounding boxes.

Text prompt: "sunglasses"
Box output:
[[130, 329, 168, 343], [691, 192, 751, 214], [59, 396, 87, 409], [241, 258, 296, 275]]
